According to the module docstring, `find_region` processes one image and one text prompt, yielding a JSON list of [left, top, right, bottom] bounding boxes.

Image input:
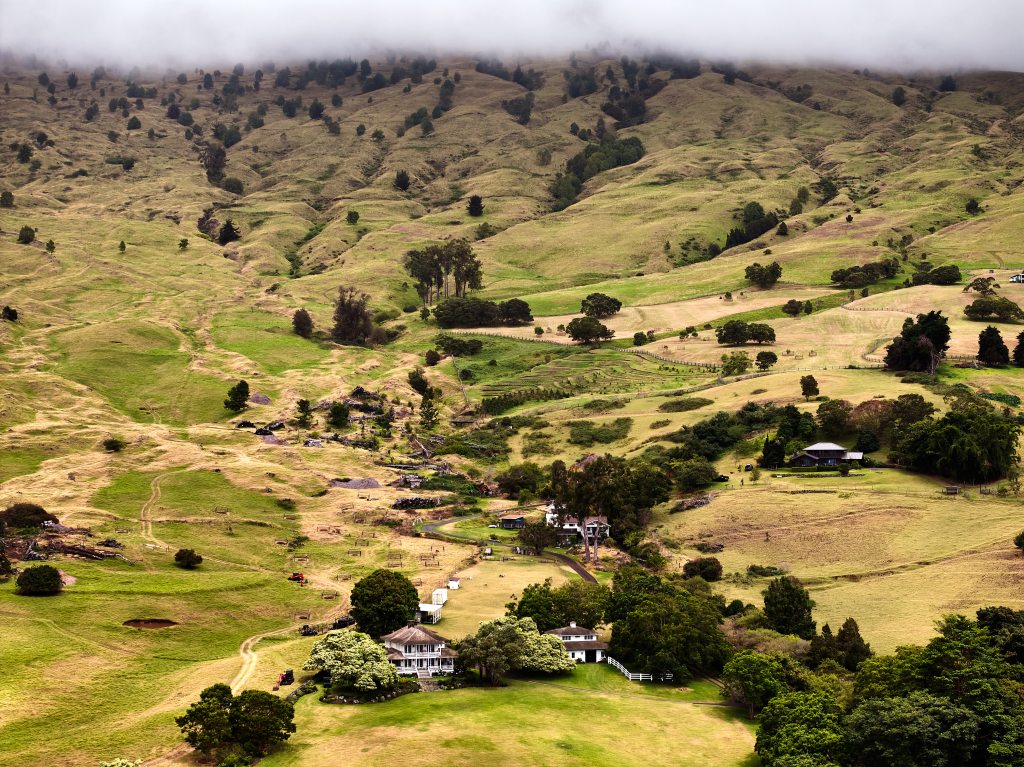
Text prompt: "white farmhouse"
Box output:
[[545, 621, 608, 663], [381, 623, 457, 678]]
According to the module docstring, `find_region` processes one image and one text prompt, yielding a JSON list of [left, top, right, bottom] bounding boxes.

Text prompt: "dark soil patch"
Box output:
[[123, 619, 178, 629]]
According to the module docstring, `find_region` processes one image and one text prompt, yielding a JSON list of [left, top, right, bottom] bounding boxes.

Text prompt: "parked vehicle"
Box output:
[[1009, 273, 1024, 283], [278, 669, 294, 685], [330, 616, 355, 630]]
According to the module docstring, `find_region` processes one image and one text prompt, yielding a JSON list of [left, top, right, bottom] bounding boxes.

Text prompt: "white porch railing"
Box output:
[[606, 656, 673, 682]]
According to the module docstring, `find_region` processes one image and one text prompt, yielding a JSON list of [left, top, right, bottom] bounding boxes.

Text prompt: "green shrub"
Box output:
[[657, 397, 714, 413], [16, 564, 63, 595], [567, 417, 632, 446], [102, 437, 127, 452]]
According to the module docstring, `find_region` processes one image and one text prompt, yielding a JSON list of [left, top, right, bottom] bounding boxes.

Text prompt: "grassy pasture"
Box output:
[[437, 557, 576, 640], [0, 556, 329, 767], [260, 665, 756, 767], [50, 320, 230, 425], [659, 473, 1024, 650], [209, 309, 332, 376]]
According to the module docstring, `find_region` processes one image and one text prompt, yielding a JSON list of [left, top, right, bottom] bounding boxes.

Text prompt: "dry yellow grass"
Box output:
[[468, 286, 836, 340], [658, 475, 1024, 651]]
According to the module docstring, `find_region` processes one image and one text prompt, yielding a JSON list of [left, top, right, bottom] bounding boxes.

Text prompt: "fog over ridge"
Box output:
[[1, 0, 1023, 72]]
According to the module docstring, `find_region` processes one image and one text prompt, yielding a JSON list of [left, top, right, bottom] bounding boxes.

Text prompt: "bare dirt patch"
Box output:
[[122, 619, 178, 629]]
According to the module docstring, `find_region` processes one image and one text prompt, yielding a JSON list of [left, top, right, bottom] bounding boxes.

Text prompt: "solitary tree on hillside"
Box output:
[[0, 191, 13, 208], [467, 195, 484, 217], [756, 351, 778, 371], [966, 198, 981, 216], [892, 86, 907, 106], [118, 240, 126, 253], [745, 261, 783, 288], [178, 238, 189, 251], [763, 576, 816, 639], [978, 326, 1009, 367], [292, 308, 313, 338], [16, 564, 63, 596], [224, 380, 250, 412], [346, 210, 359, 225], [295, 399, 313, 428], [45, 240, 55, 254], [217, 219, 241, 245], [327, 401, 349, 429], [308, 99, 324, 120], [176, 684, 294, 757], [331, 286, 375, 346], [174, 548, 203, 569], [800, 374, 819, 400], [394, 169, 411, 191], [18, 226, 35, 244], [580, 292, 622, 318], [349, 569, 419, 638], [566, 316, 614, 345]]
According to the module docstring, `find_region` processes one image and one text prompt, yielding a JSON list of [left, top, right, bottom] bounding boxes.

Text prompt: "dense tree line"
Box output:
[[752, 608, 1024, 767], [550, 136, 646, 210], [830, 257, 901, 288], [911, 264, 962, 286], [608, 566, 731, 680], [432, 296, 533, 328], [726, 203, 780, 250], [506, 578, 610, 632], [884, 311, 950, 373], [889, 388, 1021, 482], [548, 455, 671, 556]]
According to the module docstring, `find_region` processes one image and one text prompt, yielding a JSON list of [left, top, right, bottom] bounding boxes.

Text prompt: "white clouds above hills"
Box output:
[[1, 0, 1022, 72]]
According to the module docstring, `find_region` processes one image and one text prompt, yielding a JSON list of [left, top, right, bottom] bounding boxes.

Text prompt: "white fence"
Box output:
[[606, 656, 673, 682]]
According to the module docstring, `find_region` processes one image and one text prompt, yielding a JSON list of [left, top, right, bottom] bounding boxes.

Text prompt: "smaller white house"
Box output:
[[545, 621, 608, 663], [448, 578, 461, 590], [382, 623, 457, 677], [431, 588, 448, 605]]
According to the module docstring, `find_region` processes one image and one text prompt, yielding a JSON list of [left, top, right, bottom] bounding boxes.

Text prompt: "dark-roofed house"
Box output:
[[545, 621, 608, 663], [790, 442, 864, 468], [381, 623, 457, 678], [498, 513, 526, 529]]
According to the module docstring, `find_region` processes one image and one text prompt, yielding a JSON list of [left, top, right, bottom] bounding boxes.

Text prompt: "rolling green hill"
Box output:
[[1, 54, 1023, 767]]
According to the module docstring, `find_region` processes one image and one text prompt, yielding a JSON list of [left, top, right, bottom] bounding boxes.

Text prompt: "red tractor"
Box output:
[[287, 572, 306, 583]]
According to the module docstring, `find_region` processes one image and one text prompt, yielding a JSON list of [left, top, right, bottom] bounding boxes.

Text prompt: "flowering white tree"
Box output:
[[303, 631, 399, 692]]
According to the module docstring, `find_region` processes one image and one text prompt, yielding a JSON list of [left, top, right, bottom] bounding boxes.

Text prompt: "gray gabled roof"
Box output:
[[381, 624, 449, 644]]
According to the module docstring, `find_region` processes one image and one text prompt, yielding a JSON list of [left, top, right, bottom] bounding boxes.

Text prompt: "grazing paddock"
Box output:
[[660, 474, 1024, 650], [463, 286, 838, 340], [437, 557, 577, 640]]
